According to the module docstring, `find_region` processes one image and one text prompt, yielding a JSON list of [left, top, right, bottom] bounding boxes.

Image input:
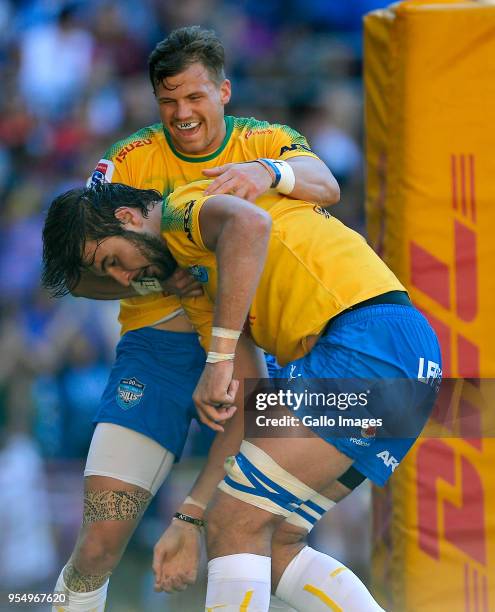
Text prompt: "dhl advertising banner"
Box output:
[[364, 2, 495, 610]]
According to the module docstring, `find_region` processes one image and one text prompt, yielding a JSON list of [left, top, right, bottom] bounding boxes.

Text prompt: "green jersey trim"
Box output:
[[163, 116, 234, 163]]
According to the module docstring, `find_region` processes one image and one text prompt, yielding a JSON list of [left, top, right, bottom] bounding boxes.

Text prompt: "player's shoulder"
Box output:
[[231, 115, 284, 138], [166, 179, 210, 209], [88, 123, 164, 187], [162, 180, 210, 238], [230, 115, 311, 154], [102, 122, 164, 164]]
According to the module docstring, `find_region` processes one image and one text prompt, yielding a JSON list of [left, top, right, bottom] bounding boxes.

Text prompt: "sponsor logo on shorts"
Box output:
[[88, 159, 115, 187], [350, 437, 371, 447], [376, 449, 399, 471], [361, 424, 377, 439], [116, 377, 146, 410], [288, 364, 301, 381], [417, 357, 442, 382], [188, 265, 208, 282]]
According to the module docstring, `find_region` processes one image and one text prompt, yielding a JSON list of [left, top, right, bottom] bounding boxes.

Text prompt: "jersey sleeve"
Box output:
[[87, 153, 128, 187], [86, 138, 137, 187], [265, 123, 321, 162], [162, 180, 214, 254]]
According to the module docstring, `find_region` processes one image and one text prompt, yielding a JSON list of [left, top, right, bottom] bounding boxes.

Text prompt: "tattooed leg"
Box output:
[[52, 426, 175, 610], [69, 477, 151, 590], [83, 489, 152, 524], [63, 560, 111, 593]]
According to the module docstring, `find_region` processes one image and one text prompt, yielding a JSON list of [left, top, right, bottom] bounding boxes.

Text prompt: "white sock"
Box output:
[[268, 595, 297, 611], [206, 554, 271, 611], [275, 546, 385, 612], [53, 566, 109, 612]]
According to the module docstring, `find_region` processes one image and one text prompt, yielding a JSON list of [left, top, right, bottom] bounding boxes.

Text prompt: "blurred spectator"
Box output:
[[0, 432, 57, 589], [17, 4, 95, 120], [0, 180, 44, 304], [58, 332, 110, 458]]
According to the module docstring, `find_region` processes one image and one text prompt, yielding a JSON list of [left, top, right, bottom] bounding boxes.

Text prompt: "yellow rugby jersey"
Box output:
[[89, 116, 320, 334], [162, 181, 406, 365]]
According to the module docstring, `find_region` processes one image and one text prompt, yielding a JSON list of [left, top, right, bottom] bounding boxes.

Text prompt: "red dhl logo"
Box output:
[[410, 153, 478, 378], [409, 154, 489, 611], [116, 138, 152, 163]]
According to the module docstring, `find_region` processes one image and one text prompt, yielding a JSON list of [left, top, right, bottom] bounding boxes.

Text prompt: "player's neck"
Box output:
[[146, 201, 164, 236]]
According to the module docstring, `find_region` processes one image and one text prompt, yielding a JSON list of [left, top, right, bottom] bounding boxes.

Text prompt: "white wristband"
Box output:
[[206, 351, 235, 363], [212, 327, 241, 340], [184, 496, 207, 511], [258, 158, 296, 195], [130, 277, 163, 295], [273, 160, 296, 195]]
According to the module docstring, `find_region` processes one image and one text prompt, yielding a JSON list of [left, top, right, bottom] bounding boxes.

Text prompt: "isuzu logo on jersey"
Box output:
[[116, 377, 145, 410], [88, 159, 115, 187], [115, 139, 152, 163]]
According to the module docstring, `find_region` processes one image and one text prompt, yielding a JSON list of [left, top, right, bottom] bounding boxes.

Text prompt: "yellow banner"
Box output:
[[364, 2, 495, 609]]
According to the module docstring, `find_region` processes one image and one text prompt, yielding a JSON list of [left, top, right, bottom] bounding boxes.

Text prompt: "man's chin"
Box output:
[[170, 134, 208, 155], [176, 142, 206, 155]]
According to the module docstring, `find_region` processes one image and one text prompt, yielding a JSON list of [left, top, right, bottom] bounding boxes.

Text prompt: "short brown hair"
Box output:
[[148, 26, 225, 91]]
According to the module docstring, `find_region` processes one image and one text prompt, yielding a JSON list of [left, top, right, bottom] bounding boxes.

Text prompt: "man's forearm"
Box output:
[[180, 406, 244, 517], [287, 156, 340, 206], [178, 336, 267, 515], [213, 207, 271, 331], [72, 270, 138, 300]]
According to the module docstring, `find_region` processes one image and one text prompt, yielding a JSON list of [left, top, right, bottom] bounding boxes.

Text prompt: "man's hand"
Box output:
[[193, 361, 239, 432], [203, 162, 272, 202], [153, 520, 201, 593], [161, 268, 203, 297]]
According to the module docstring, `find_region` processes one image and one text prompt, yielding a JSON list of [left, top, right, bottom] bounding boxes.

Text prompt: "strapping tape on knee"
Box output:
[[218, 440, 318, 517], [285, 493, 335, 531]]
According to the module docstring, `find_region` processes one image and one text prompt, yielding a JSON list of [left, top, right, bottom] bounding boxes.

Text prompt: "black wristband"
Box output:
[[173, 512, 206, 528]]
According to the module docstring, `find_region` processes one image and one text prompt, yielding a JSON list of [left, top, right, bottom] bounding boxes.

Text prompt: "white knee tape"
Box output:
[[285, 492, 335, 532], [218, 440, 318, 517]]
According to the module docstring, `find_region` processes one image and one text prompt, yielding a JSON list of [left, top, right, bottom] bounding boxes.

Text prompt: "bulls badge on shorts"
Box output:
[[116, 377, 146, 410]]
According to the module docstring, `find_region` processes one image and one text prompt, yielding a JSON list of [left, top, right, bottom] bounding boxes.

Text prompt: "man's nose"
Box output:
[[108, 267, 132, 287], [174, 100, 193, 121]]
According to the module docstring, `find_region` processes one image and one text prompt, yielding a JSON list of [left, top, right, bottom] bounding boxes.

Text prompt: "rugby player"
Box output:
[[45, 26, 343, 612], [40, 179, 442, 611]]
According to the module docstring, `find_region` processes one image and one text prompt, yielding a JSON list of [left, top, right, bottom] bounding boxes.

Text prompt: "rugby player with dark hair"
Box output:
[[42, 178, 440, 611]]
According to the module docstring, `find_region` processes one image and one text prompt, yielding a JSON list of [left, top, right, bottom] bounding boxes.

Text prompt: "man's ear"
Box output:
[[115, 207, 143, 229], [220, 79, 231, 105]]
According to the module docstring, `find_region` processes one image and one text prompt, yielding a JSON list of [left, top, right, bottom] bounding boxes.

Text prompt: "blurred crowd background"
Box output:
[[0, 0, 386, 609]]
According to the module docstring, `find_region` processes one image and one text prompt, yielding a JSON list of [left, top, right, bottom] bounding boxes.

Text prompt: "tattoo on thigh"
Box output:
[[83, 490, 151, 524], [63, 561, 111, 592]]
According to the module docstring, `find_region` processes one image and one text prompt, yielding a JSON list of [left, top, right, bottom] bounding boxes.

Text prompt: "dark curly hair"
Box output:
[[148, 26, 225, 91], [42, 183, 170, 297]]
